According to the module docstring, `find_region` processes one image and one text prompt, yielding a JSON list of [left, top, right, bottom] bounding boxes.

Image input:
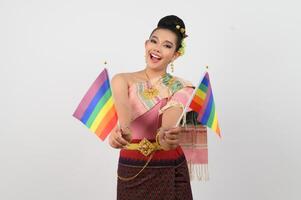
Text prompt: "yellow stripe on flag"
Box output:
[[196, 89, 206, 100], [211, 113, 221, 136], [90, 97, 114, 132], [211, 113, 218, 131]]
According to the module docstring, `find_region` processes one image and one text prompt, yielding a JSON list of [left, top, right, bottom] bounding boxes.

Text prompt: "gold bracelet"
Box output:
[[155, 129, 165, 151], [155, 131, 161, 146]]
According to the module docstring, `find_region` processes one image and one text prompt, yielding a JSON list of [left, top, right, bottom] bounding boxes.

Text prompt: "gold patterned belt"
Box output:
[[125, 138, 162, 157], [118, 137, 162, 181]]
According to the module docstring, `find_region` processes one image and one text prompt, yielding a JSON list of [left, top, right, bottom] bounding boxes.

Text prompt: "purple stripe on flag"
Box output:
[[73, 68, 108, 119], [200, 89, 213, 124]]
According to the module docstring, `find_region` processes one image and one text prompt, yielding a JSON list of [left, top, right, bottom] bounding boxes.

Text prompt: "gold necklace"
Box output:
[[142, 70, 160, 99]]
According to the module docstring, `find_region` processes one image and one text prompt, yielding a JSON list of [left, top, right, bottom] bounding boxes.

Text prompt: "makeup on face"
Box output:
[[145, 29, 177, 67]]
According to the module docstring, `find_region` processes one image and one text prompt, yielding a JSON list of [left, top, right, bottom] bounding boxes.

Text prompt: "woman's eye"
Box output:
[[164, 45, 172, 49], [150, 39, 157, 43]]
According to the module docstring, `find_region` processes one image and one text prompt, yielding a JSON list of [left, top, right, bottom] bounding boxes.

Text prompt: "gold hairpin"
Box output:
[[176, 25, 186, 34]]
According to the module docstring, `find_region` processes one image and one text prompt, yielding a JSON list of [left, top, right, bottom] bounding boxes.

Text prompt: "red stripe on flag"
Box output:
[[193, 94, 204, 106], [189, 100, 202, 112]]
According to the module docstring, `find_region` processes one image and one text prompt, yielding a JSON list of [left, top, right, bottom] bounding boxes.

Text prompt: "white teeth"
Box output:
[[151, 53, 161, 59]]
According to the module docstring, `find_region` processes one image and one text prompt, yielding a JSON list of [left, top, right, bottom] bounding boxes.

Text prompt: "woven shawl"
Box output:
[[180, 111, 209, 181]]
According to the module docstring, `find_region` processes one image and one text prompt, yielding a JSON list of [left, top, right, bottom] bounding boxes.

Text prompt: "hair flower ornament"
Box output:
[[177, 40, 186, 56]]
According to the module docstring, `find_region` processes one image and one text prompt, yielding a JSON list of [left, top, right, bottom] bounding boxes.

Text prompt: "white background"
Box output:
[[1, 0, 300, 199]]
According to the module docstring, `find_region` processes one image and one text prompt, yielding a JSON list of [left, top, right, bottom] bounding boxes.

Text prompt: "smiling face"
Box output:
[[144, 28, 180, 72]]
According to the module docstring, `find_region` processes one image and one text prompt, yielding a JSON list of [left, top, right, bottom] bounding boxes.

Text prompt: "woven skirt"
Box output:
[[117, 158, 193, 200]]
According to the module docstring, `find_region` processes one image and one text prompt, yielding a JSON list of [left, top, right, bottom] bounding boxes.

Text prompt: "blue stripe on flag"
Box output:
[[81, 79, 110, 123], [200, 73, 209, 87]]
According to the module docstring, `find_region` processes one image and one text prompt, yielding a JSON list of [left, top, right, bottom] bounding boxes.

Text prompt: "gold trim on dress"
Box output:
[[142, 87, 159, 99]]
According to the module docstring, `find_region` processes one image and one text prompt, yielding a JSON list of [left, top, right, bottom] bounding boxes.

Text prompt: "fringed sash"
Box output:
[[180, 111, 209, 181]]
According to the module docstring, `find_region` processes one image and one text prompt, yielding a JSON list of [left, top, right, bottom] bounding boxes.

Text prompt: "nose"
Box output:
[[153, 45, 161, 53]]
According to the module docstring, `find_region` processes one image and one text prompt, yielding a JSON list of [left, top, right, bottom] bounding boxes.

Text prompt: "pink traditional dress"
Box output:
[[116, 73, 195, 200]]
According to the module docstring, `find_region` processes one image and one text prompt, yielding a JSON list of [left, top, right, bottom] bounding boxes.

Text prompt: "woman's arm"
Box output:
[[108, 74, 132, 148], [158, 86, 194, 150], [158, 106, 183, 150], [111, 73, 132, 129]]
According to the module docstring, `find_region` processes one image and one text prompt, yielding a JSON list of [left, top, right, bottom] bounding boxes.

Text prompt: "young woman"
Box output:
[[109, 15, 194, 200]]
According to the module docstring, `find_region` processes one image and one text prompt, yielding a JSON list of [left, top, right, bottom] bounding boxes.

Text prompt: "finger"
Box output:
[[109, 131, 122, 148], [165, 136, 179, 143], [166, 132, 180, 137], [115, 128, 123, 135], [165, 132, 179, 140], [121, 132, 131, 140], [111, 139, 123, 148], [164, 138, 180, 145], [121, 131, 130, 136], [165, 127, 181, 135], [115, 135, 129, 146]]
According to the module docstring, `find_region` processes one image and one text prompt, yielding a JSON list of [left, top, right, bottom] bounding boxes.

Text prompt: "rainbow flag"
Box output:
[[73, 68, 118, 141], [189, 72, 221, 137]]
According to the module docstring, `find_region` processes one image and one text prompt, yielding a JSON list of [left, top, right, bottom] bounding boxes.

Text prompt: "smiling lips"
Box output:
[[149, 53, 162, 63]]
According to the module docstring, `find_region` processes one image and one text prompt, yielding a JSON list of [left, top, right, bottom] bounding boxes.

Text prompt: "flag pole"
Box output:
[[175, 66, 208, 127]]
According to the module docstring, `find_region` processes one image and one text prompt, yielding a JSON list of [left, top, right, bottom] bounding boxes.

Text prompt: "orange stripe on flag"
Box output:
[[215, 122, 221, 138], [95, 105, 116, 137], [193, 95, 204, 106], [99, 112, 118, 140]]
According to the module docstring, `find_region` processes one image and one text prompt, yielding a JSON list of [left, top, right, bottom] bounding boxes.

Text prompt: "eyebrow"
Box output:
[[151, 35, 174, 46]]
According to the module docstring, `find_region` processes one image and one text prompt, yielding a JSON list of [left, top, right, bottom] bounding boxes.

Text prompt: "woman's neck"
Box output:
[[144, 67, 167, 80]]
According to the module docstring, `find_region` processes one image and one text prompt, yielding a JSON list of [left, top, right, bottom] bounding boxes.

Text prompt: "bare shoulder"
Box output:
[[111, 73, 130, 86], [111, 71, 143, 87], [111, 70, 145, 86]]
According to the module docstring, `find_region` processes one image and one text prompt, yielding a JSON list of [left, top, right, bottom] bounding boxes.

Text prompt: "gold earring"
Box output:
[[170, 62, 174, 73]]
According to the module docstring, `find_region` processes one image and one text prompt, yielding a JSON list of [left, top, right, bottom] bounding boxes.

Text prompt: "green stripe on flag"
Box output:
[[199, 84, 208, 93], [86, 89, 112, 127], [207, 102, 215, 127]]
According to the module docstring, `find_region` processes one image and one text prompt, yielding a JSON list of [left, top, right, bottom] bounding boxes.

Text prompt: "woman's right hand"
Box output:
[[108, 127, 130, 149], [157, 127, 182, 151]]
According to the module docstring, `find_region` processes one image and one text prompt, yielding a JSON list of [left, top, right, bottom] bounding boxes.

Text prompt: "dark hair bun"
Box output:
[[157, 15, 188, 40]]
